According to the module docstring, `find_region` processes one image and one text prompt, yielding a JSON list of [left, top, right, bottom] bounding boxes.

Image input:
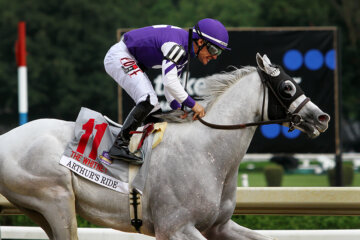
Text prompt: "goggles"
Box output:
[[206, 42, 223, 56]]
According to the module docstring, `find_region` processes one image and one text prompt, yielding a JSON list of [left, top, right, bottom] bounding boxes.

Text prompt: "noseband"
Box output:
[[198, 67, 310, 131]]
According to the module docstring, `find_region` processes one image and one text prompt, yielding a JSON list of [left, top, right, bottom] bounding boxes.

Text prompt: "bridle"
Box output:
[[198, 67, 310, 131]]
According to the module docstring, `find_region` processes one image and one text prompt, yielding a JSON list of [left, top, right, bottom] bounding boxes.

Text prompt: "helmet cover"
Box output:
[[192, 18, 230, 50]]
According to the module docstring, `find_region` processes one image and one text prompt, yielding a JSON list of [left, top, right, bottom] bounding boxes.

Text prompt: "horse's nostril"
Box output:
[[318, 114, 329, 122]]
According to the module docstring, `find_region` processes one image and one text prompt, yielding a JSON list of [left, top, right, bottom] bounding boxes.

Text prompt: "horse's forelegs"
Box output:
[[14, 204, 53, 238], [205, 220, 275, 240], [38, 191, 78, 240]]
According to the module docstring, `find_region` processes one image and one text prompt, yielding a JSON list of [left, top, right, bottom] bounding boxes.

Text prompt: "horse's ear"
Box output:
[[256, 53, 266, 71], [256, 53, 280, 77]]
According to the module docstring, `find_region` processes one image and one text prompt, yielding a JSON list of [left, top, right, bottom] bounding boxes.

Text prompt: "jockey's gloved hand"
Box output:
[[192, 102, 205, 120], [180, 110, 189, 119]]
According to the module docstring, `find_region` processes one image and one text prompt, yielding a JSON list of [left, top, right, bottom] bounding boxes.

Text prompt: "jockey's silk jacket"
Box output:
[[123, 25, 196, 109]]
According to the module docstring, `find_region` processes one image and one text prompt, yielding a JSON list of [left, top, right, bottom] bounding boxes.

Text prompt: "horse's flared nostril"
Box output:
[[318, 114, 330, 122]]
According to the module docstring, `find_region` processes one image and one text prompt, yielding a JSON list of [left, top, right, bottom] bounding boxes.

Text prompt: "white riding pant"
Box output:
[[104, 40, 160, 112]]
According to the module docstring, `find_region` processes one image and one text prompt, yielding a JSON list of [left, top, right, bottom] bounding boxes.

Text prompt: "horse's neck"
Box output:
[[202, 72, 264, 168], [207, 71, 263, 127]]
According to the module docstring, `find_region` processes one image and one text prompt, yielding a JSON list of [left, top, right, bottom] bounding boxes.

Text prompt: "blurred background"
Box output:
[[1, 0, 360, 231]]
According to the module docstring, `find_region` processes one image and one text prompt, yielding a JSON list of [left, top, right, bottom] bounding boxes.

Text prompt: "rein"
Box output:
[[197, 67, 310, 131], [198, 117, 292, 130]]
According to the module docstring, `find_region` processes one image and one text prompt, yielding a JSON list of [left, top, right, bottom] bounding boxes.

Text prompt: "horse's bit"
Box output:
[[198, 67, 310, 131]]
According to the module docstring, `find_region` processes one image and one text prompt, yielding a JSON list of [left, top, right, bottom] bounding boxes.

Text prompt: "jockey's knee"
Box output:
[[137, 94, 159, 113], [138, 96, 154, 112], [133, 95, 156, 120]]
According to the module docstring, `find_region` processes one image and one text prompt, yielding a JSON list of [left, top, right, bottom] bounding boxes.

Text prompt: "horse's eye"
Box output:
[[279, 80, 296, 99], [285, 85, 292, 91]]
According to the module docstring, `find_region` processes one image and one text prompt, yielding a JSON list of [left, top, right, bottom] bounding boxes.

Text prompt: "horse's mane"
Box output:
[[201, 66, 256, 110], [157, 66, 257, 123]]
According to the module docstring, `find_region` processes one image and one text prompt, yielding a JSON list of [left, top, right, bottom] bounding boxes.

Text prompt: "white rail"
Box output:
[[1, 227, 360, 240]]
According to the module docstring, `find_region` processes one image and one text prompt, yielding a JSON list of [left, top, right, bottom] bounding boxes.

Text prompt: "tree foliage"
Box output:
[[0, 0, 359, 129]]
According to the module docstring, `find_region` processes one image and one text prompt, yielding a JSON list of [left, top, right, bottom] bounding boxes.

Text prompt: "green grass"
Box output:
[[238, 172, 360, 187], [238, 160, 360, 187]]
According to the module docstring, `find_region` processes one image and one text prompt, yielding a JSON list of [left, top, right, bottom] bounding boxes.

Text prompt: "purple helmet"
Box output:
[[192, 18, 230, 50]]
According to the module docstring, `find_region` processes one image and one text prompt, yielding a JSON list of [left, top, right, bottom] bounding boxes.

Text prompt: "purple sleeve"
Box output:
[[164, 63, 177, 75], [182, 96, 196, 108], [170, 99, 181, 110]]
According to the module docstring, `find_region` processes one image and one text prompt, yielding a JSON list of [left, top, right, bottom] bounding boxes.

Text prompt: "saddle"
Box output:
[[99, 120, 167, 165], [129, 122, 168, 153]]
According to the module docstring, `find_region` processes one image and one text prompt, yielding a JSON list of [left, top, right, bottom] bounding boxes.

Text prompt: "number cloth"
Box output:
[[60, 107, 159, 194]]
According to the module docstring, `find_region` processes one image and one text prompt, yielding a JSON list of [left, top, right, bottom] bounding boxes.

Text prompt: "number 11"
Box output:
[[76, 118, 108, 160]]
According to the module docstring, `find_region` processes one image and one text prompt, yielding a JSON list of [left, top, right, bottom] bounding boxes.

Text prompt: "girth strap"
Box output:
[[129, 165, 142, 233]]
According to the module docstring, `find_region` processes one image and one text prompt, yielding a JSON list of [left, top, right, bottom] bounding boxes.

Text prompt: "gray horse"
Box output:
[[0, 54, 329, 240]]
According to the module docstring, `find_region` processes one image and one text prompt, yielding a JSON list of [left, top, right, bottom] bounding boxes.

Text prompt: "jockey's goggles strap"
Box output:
[[194, 24, 206, 56], [195, 41, 205, 56], [194, 24, 203, 39]]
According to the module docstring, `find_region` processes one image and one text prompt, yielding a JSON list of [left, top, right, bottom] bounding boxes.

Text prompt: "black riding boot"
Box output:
[[109, 99, 154, 164]]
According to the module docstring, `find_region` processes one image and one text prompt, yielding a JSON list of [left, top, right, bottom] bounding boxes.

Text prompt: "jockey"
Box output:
[[104, 18, 230, 164]]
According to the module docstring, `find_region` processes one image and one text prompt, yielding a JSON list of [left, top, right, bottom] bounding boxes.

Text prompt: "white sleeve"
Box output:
[[161, 59, 188, 103], [164, 87, 175, 103]]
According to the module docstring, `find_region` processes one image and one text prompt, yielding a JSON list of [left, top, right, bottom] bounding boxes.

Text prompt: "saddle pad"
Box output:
[[59, 107, 163, 194]]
